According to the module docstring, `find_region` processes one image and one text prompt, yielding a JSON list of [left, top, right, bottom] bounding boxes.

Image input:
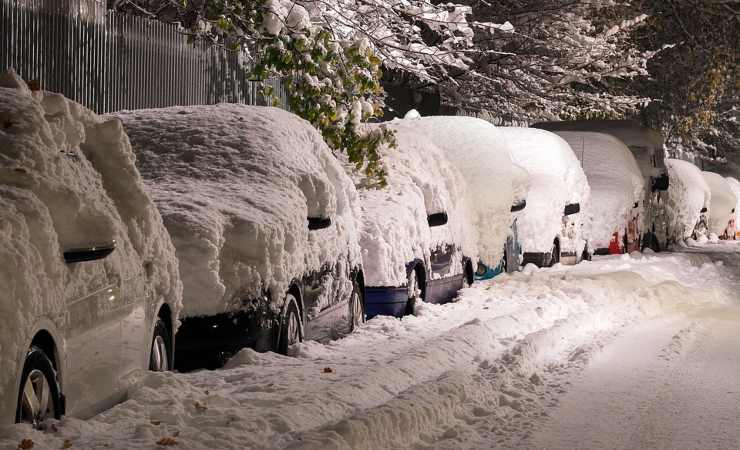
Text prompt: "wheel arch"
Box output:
[[406, 259, 427, 300]]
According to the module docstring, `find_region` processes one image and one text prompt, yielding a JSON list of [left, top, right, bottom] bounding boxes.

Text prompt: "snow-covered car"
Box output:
[[726, 177, 740, 239], [390, 115, 524, 279], [116, 105, 364, 370], [533, 120, 669, 251], [664, 159, 711, 243], [359, 123, 478, 318], [702, 171, 738, 240], [504, 128, 590, 267], [0, 73, 182, 427], [554, 132, 645, 255]]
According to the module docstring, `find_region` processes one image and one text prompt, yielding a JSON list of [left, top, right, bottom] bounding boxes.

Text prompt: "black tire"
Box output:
[[16, 347, 62, 428], [277, 295, 302, 354], [549, 240, 561, 266], [502, 249, 508, 273], [349, 278, 366, 332], [461, 262, 473, 288], [405, 268, 422, 316], [149, 318, 172, 372], [581, 244, 592, 262]]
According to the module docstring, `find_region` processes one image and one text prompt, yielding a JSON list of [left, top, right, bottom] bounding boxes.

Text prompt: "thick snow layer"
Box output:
[[115, 105, 361, 318], [664, 159, 710, 241], [2, 246, 738, 449], [702, 171, 737, 237], [504, 128, 590, 253], [555, 132, 644, 249], [357, 123, 478, 286], [391, 116, 514, 267], [511, 164, 530, 206], [0, 73, 182, 421]]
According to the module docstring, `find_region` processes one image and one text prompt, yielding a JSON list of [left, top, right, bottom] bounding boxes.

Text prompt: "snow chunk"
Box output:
[[665, 159, 711, 241], [116, 105, 361, 318]]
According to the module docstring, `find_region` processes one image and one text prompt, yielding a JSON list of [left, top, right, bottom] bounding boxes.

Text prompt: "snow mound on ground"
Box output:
[[702, 171, 737, 237], [665, 159, 710, 241], [505, 128, 590, 253], [555, 132, 644, 249], [0, 73, 181, 418], [392, 116, 513, 267], [115, 105, 361, 317], [357, 123, 478, 287]]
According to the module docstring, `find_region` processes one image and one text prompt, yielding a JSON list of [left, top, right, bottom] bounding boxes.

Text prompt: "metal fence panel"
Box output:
[[0, 0, 288, 113]]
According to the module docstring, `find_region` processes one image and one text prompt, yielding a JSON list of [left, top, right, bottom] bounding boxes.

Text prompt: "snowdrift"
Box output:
[[357, 123, 478, 287], [115, 105, 361, 318], [664, 159, 710, 241], [702, 171, 737, 237], [390, 116, 513, 267], [504, 128, 590, 254], [555, 132, 644, 250], [0, 71, 181, 422]]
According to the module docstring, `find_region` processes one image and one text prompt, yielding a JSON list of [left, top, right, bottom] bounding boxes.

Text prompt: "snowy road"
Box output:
[[1, 242, 738, 450]]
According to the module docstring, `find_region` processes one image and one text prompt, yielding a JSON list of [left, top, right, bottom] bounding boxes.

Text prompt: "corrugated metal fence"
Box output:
[[0, 0, 288, 113]]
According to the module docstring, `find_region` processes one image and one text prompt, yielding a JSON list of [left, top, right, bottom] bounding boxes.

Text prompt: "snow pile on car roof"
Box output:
[[390, 116, 513, 267], [116, 105, 361, 317], [555, 132, 644, 248], [0, 71, 182, 404], [664, 159, 711, 241], [702, 171, 738, 236], [357, 123, 478, 286], [503, 128, 590, 253]]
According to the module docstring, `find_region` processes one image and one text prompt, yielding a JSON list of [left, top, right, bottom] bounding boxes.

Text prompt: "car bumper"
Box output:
[[365, 286, 408, 319], [522, 252, 551, 267]]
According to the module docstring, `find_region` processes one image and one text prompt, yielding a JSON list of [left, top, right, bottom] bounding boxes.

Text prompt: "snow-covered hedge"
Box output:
[[357, 123, 477, 287], [504, 128, 590, 254], [0, 71, 182, 420], [115, 105, 361, 318], [555, 132, 643, 250], [389, 116, 513, 267], [702, 171, 738, 237], [664, 159, 710, 241]]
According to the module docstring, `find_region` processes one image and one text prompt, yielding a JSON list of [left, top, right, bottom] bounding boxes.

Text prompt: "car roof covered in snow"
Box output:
[[356, 122, 478, 287], [116, 104, 361, 317], [390, 115, 514, 267], [702, 171, 738, 236], [664, 159, 711, 240], [553, 131, 644, 247], [532, 120, 665, 178]]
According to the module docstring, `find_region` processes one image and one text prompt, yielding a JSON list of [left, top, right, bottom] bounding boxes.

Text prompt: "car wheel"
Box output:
[[550, 240, 561, 266], [461, 262, 473, 288], [349, 279, 365, 332], [581, 244, 592, 262], [405, 269, 422, 316], [278, 294, 302, 354], [149, 318, 171, 372], [15, 347, 62, 428], [502, 249, 508, 273]]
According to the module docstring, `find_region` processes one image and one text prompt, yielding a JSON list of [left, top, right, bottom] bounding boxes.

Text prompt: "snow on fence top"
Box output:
[[702, 171, 738, 237], [391, 115, 514, 267], [115, 104, 361, 318], [664, 159, 711, 241], [502, 127, 590, 253], [357, 123, 478, 287], [555, 131, 644, 248], [0, 70, 182, 408]]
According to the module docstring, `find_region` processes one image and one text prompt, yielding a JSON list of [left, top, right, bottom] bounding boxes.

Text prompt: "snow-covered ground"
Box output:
[[1, 242, 739, 450]]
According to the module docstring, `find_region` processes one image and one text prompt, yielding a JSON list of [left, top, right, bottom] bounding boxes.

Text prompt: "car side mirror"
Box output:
[[510, 200, 526, 213], [563, 203, 580, 216], [63, 241, 116, 264], [652, 173, 669, 192], [307, 217, 332, 230], [427, 212, 448, 227]]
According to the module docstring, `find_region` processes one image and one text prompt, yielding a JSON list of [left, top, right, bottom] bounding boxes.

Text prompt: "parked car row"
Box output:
[[2, 74, 738, 429]]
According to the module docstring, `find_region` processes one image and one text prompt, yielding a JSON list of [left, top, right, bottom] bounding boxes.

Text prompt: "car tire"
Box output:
[[278, 294, 303, 354], [149, 318, 172, 372], [350, 278, 365, 332], [502, 249, 508, 273], [461, 261, 473, 288], [405, 269, 422, 316], [550, 240, 561, 266], [15, 346, 62, 428]]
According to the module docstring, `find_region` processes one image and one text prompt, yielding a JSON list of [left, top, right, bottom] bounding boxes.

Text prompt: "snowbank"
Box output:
[[115, 105, 361, 318], [664, 159, 711, 241], [504, 128, 590, 253], [555, 132, 644, 249], [357, 123, 478, 286], [0, 71, 181, 423], [702, 171, 737, 237], [390, 116, 513, 267]]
